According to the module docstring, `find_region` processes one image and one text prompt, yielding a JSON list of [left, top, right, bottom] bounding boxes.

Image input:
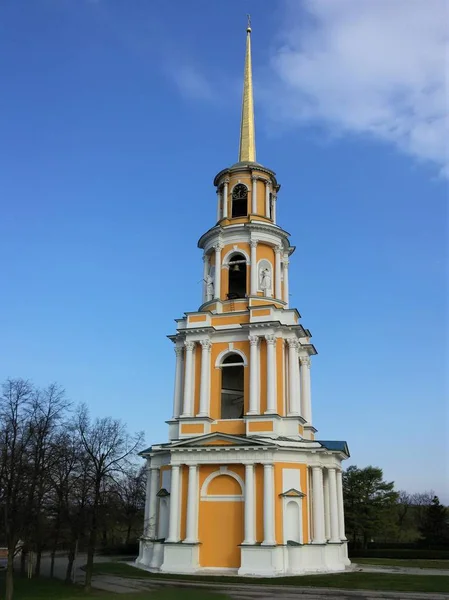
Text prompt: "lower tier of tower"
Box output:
[[136, 436, 350, 576]]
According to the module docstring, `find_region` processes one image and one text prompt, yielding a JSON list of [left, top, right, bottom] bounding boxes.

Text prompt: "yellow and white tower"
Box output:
[[137, 22, 350, 577]]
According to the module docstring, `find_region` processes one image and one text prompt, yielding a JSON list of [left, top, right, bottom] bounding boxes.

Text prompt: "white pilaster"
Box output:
[[216, 188, 221, 221], [272, 193, 277, 223], [182, 341, 195, 417], [287, 339, 299, 415], [198, 340, 211, 417], [250, 240, 258, 295], [214, 243, 222, 300], [336, 470, 347, 541], [262, 463, 275, 545], [265, 335, 277, 414], [251, 175, 257, 213], [274, 246, 282, 299], [312, 466, 326, 544], [283, 258, 289, 306], [243, 463, 255, 544], [184, 464, 199, 543], [172, 347, 184, 419], [146, 466, 160, 538], [328, 468, 340, 542], [300, 356, 312, 423], [248, 335, 260, 414], [265, 180, 271, 217], [222, 179, 229, 219], [166, 465, 181, 543]]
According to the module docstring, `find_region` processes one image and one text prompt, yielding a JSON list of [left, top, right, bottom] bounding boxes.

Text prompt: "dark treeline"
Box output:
[[0, 378, 144, 600], [343, 465, 449, 554]]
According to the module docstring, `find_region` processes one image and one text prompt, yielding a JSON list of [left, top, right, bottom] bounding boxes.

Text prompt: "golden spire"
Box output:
[[238, 15, 256, 163]]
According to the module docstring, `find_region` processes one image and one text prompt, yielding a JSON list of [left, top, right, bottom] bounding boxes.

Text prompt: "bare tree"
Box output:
[[76, 405, 143, 592]]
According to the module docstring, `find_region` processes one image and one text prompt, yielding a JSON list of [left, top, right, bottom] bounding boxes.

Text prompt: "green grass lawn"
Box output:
[[90, 561, 449, 594], [353, 558, 449, 570], [0, 573, 228, 600]]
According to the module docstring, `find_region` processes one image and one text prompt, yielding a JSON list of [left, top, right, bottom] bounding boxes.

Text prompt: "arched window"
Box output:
[[221, 353, 244, 419], [232, 184, 248, 217], [228, 253, 247, 299]]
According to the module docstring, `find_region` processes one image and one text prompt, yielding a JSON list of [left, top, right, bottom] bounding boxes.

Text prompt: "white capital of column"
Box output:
[[328, 468, 340, 542], [222, 180, 229, 218], [300, 356, 312, 423], [262, 463, 276, 545], [250, 240, 258, 296], [184, 464, 199, 543], [182, 342, 195, 417], [248, 336, 260, 414], [166, 465, 181, 543], [336, 470, 347, 541], [287, 339, 299, 415], [251, 176, 257, 214], [214, 244, 222, 300], [172, 346, 184, 419], [265, 336, 277, 414], [274, 246, 282, 299], [312, 466, 326, 544], [198, 340, 211, 417], [243, 463, 255, 544]]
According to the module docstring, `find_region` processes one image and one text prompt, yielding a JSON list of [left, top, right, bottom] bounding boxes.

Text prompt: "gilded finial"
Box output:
[[238, 17, 256, 163]]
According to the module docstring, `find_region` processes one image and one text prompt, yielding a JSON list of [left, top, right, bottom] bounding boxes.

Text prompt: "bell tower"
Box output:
[[138, 20, 350, 578]]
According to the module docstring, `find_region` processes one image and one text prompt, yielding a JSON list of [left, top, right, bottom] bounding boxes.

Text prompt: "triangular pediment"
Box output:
[[280, 488, 306, 498], [170, 432, 276, 448]]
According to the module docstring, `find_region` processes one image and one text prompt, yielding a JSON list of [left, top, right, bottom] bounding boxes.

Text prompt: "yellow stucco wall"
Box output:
[[180, 423, 205, 435], [248, 421, 273, 432], [211, 421, 246, 435]]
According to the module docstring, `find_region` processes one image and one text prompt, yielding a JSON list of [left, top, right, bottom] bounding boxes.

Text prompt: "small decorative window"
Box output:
[[232, 184, 248, 218]]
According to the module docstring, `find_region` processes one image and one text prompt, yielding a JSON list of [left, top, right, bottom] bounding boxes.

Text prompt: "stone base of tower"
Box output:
[[136, 540, 350, 577]]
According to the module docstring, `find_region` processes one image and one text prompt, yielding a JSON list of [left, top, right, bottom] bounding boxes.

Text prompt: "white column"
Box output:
[[216, 188, 221, 221], [243, 463, 255, 544], [166, 465, 181, 542], [265, 180, 271, 217], [184, 464, 199, 543], [283, 258, 289, 306], [250, 240, 258, 295], [248, 335, 260, 414], [323, 469, 331, 540], [300, 356, 312, 423], [312, 466, 326, 543], [336, 470, 347, 541], [146, 467, 160, 538], [265, 335, 277, 414], [287, 339, 299, 415], [214, 243, 222, 300], [198, 340, 211, 417], [222, 179, 229, 218], [272, 193, 277, 223], [274, 246, 282, 299], [172, 346, 184, 419], [262, 463, 275, 545], [251, 175, 257, 214], [328, 468, 340, 542], [182, 341, 195, 417], [202, 254, 209, 303]]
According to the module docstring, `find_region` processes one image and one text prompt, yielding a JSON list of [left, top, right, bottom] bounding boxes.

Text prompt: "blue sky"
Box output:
[[1, 0, 447, 500]]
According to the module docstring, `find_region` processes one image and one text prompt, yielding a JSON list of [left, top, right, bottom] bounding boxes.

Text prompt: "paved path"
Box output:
[[34, 554, 449, 600]]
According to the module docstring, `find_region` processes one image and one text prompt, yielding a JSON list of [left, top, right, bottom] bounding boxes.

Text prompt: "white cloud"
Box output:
[[268, 0, 449, 176], [171, 65, 215, 101]]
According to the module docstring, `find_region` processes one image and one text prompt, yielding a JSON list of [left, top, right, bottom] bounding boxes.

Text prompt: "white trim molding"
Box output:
[[200, 466, 245, 501]]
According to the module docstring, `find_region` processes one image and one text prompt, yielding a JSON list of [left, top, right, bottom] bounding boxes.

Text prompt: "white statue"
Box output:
[[206, 275, 214, 299], [260, 267, 272, 294]]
